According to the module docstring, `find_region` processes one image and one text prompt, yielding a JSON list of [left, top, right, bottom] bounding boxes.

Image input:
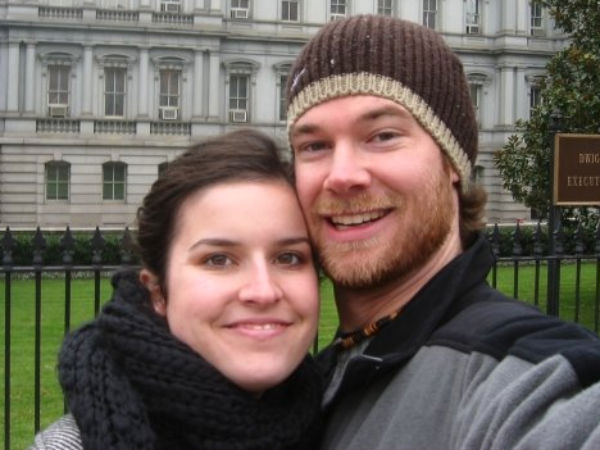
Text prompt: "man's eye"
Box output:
[[275, 252, 303, 266], [204, 254, 233, 266], [372, 131, 399, 142], [300, 141, 328, 152]]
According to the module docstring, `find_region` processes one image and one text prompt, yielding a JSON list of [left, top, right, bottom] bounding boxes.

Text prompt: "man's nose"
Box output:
[[323, 142, 371, 194]]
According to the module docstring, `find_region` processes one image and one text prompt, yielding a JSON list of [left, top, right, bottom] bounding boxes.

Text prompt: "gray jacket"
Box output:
[[319, 235, 600, 450]]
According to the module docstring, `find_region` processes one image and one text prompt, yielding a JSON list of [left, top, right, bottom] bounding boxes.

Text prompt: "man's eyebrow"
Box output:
[[291, 123, 321, 138], [292, 104, 412, 138], [359, 105, 412, 121]]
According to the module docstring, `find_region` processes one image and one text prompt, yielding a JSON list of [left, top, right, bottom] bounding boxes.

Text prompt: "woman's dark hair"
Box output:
[[136, 129, 293, 288]]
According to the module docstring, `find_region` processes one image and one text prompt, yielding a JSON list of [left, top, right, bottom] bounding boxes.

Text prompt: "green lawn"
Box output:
[[1, 262, 599, 449]]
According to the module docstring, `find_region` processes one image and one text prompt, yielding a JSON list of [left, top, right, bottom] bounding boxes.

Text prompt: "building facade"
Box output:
[[0, 0, 565, 228]]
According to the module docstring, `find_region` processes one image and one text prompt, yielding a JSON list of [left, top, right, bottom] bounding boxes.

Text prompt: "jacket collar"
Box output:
[[317, 234, 495, 399]]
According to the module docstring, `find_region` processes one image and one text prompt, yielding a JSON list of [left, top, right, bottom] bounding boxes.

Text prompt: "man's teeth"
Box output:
[[331, 211, 386, 226]]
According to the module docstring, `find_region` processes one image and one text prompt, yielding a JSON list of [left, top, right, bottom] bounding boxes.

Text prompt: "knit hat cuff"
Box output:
[[287, 72, 472, 192]]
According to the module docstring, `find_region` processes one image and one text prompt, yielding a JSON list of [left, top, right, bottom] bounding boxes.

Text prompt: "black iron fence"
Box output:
[[1, 223, 600, 449]]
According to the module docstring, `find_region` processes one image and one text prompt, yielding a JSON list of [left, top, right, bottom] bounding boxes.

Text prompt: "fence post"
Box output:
[[546, 113, 562, 316], [2, 227, 15, 450]]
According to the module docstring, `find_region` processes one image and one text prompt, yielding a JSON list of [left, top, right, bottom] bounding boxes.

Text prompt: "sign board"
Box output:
[[553, 133, 600, 205]]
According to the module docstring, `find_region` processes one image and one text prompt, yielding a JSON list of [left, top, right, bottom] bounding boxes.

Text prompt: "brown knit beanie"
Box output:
[[286, 15, 478, 192]]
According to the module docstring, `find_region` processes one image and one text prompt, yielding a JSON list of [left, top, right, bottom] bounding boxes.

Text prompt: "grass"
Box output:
[[1, 262, 599, 449]]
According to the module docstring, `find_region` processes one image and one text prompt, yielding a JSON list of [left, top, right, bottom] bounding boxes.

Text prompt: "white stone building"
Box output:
[[0, 0, 566, 228]]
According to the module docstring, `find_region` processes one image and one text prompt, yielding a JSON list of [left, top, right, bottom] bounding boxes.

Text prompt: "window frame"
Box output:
[[530, 1, 544, 35], [104, 67, 127, 117], [330, 0, 347, 20], [159, 68, 181, 109], [45, 161, 70, 201], [377, 0, 393, 16], [48, 64, 70, 107], [467, 73, 488, 128], [223, 59, 260, 123], [422, 0, 437, 29], [281, 0, 300, 21], [102, 161, 127, 201], [229, 73, 249, 112], [465, 0, 480, 34], [527, 75, 545, 117]]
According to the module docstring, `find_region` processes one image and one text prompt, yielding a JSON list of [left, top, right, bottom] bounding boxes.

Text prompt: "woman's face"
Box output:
[[142, 180, 319, 394]]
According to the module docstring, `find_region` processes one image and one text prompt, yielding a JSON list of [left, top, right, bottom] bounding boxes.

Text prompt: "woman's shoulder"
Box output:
[[27, 415, 82, 450]]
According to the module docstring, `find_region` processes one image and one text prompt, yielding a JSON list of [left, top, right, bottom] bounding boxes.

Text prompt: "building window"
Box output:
[[282, 0, 299, 21], [279, 73, 289, 121], [159, 69, 180, 120], [231, 0, 250, 18], [530, 1, 544, 35], [465, 0, 480, 34], [48, 65, 70, 117], [103, 162, 126, 201], [530, 85, 542, 112], [160, 0, 181, 13], [423, 0, 437, 29], [229, 74, 249, 122], [104, 68, 126, 117], [158, 162, 169, 177], [377, 0, 392, 16], [472, 164, 484, 185], [330, 0, 346, 20], [469, 83, 482, 124], [45, 161, 70, 201]]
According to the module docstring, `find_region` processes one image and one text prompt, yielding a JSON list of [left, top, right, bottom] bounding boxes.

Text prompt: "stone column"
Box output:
[[7, 41, 20, 112], [81, 45, 93, 116], [498, 65, 515, 126], [209, 0, 221, 14], [138, 47, 149, 117], [192, 49, 204, 118], [25, 42, 36, 113], [208, 49, 220, 120], [516, 0, 529, 35], [500, 0, 517, 33]]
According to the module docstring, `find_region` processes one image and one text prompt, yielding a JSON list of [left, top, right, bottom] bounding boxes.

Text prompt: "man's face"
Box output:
[[291, 95, 461, 289]]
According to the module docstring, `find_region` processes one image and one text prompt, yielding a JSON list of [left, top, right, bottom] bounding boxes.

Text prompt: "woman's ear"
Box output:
[[139, 269, 166, 316]]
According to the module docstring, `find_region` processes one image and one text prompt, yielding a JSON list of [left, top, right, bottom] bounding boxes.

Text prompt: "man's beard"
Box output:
[[311, 173, 456, 290]]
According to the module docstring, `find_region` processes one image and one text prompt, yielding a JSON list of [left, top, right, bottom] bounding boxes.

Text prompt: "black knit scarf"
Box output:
[[58, 270, 322, 450]]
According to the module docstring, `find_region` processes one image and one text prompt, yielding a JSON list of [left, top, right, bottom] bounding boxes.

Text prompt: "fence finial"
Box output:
[[120, 227, 134, 265], [32, 227, 47, 266], [61, 226, 75, 265], [2, 226, 15, 266], [91, 226, 105, 265]]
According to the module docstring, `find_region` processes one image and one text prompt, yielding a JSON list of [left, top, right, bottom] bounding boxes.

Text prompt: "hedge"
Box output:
[[1, 223, 599, 265], [1, 229, 140, 266]]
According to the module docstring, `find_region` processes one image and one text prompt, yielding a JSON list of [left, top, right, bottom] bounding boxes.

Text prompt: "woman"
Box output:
[[29, 129, 322, 450]]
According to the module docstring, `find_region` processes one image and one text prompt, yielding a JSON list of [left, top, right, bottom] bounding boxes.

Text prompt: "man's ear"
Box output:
[[450, 167, 460, 184], [139, 269, 166, 316]]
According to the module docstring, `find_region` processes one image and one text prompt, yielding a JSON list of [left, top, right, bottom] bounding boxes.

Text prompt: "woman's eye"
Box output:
[[204, 254, 233, 267], [275, 252, 303, 266]]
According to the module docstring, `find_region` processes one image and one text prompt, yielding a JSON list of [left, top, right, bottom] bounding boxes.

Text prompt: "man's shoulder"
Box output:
[[27, 415, 82, 450], [432, 284, 600, 384]]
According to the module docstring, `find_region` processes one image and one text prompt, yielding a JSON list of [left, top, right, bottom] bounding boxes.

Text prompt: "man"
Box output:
[[286, 15, 600, 450]]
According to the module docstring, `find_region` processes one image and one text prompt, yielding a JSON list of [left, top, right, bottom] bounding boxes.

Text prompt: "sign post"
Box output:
[[548, 133, 600, 316], [553, 134, 600, 205]]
